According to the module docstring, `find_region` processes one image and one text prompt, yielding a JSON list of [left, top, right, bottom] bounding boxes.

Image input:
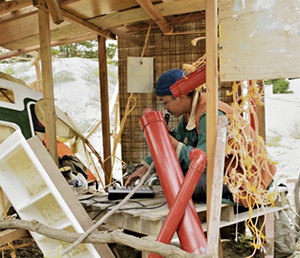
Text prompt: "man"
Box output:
[[125, 69, 233, 202]]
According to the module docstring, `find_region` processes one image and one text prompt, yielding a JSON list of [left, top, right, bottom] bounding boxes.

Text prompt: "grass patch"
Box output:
[[267, 132, 282, 147], [53, 70, 76, 84], [290, 121, 300, 140], [83, 66, 99, 84]]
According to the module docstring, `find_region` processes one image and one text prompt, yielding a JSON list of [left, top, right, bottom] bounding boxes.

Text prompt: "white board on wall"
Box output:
[[219, 0, 300, 81], [127, 57, 154, 93]]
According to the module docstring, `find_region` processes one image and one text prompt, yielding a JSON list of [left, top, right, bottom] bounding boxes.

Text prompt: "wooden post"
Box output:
[[207, 116, 227, 255], [257, 95, 266, 141], [38, 7, 58, 164], [98, 35, 112, 185], [205, 0, 219, 232]]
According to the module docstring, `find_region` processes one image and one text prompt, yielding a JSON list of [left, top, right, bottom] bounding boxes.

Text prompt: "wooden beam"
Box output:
[[118, 12, 205, 33], [109, 28, 142, 46], [2, 22, 95, 50], [205, 0, 218, 245], [61, 9, 116, 40], [0, 46, 38, 60], [0, 0, 32, 16], [57, 0, 82, 5], [0, 6, 38, 25], [45, 0, 64, 24], [207, 116, 227, 255], [38, 7, 58, 164], [0, 31, 96, 60], [135, 0, 172, 33], [33, 0, 115, 39], [92, 0, 205, 30], [98, 35, 112, 186], [0, 229, 30, 246]]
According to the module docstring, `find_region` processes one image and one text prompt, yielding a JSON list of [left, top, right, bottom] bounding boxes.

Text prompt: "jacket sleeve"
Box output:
[[176, 113, 207, 171], [176, 111, 225, 172]]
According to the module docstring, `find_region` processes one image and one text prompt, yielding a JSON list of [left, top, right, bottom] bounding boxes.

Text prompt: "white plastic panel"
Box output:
[[0, 130, 101, 258]]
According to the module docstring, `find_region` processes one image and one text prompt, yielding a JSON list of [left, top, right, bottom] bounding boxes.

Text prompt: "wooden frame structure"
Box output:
[[0, 0, 299, 256]]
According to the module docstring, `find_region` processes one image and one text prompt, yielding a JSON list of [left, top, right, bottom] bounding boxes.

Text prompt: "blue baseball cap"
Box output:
[[155, 69, 183, 96]]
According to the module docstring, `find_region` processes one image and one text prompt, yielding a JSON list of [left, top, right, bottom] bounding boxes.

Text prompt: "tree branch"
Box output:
[[63, 163, 155, 255], [0, 219, 214, 258]]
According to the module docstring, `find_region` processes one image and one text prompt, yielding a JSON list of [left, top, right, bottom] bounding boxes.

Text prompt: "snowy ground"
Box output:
[[265, 79, 300, 207]]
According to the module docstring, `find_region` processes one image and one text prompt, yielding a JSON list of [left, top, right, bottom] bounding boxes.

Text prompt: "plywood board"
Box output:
[[91, 0, 205, 30], [219, 0, 300, 81], [61, 0, 160, 20]]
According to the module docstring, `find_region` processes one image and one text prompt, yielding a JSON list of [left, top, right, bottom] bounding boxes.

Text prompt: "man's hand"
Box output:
[[124, 165, 148, 186]]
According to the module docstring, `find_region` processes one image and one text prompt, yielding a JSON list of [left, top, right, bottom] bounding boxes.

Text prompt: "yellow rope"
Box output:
[[139, 24, 152, 65], [108, 93, 137, 184], [224, 81, 278, 254]]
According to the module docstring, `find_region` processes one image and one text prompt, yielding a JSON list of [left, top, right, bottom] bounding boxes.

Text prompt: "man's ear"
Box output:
[[178, 95, 186, 102]]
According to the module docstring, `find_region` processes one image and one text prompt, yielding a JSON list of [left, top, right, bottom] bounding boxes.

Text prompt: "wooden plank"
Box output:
[[207, 116, 227, 255], [257, 103, 266, 140], [0, 229, 30, 246], [0, 12, 68, 47], [34, 0, 115, 39], [119, 12, 205, 33], [205, 0, 219, 237], [2, 22, 92, 50], [219, 0, 300, 81], [0, 0, 32, 16], [0, 14, 40, 45], [60, 0, 160, 19], [0, 6, 38, 25], [45, 0, 64, 24], [101, 212, 164, 237], [261, 213, 275, 258], [110, 28, 142, 46], [201, 206, 285, 232], [0, 31, 96, 60], [98, 36, 112, 186], [91, 0, 205, 30], [60, 9, 116, 40], [135, 0, 172, 33], [38, 7, 58, 164]]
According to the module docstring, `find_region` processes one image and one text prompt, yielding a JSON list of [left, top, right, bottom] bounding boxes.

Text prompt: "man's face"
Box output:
[[158, 95, 183, 117]]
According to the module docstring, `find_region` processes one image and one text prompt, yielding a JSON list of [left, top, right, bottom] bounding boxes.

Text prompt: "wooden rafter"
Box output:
[[0, 0, 32, 16], [1, 22, 94, 50], [135, 0, 172, 33], [45, 0, 64, 24], [117, 12, 205, 33], [60, 9, 116, 40], [0, 31, 96, 60], [92, 0, 205, 30], [0, 6, 38, 24], [109, 28, 142, 46], [33, 0, 115, 40]]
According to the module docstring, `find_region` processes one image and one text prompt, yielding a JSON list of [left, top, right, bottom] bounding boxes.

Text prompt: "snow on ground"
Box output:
[[265, 79, 300, 206]]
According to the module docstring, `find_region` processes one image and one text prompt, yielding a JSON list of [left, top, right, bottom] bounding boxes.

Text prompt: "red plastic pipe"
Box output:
[[170, 65, 206, 97], [148, 148, 207, 258], [140, 108, 207, 254]]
